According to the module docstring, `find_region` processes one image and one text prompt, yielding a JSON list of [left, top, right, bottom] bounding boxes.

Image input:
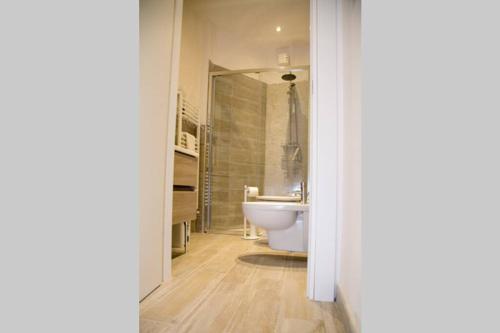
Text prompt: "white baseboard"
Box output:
[[335, 286, 360, 333]]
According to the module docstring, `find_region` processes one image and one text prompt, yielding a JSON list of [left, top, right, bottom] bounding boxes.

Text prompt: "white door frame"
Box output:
[[162, 0, 183, 282], [307, 0, 342, 301], [162, 0, 343, 302]]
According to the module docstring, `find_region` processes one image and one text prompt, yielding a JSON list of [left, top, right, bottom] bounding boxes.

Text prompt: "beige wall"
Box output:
[[337, 0, 362, 331], [139, 0, 175, 300]]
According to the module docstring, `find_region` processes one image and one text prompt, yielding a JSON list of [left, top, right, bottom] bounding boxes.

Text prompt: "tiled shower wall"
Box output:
[[264, 81, 309, 196], [210, 74, 267, 232]]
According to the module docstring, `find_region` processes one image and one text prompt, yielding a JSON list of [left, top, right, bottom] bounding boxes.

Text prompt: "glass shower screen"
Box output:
[[201, 68, 309, 235]]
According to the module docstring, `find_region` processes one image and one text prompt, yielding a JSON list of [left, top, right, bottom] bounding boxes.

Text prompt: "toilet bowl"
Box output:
[[255, 195, 300, 202], [242, 201, 309, 252]]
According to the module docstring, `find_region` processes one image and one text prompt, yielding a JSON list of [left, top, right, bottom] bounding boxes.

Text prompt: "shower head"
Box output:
[[281, 72, 296, 81]]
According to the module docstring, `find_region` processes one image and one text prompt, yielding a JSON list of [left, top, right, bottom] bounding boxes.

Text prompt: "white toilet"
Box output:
[[241, 201, 309, 252]]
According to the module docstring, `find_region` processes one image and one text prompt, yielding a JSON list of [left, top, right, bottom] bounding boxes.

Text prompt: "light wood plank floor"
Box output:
[[140, 233, 346, 333]]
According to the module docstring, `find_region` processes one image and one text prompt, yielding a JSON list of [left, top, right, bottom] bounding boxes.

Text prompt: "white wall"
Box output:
[[178, 3, 211, 123], [211, 31, 309, 71], [336, 0, 362, 331], [178, 0, 310, 125], [139, 0, 176, 300]]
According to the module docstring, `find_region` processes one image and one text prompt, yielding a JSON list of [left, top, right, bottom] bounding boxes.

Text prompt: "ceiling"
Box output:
[[185, 0, 310, 47]]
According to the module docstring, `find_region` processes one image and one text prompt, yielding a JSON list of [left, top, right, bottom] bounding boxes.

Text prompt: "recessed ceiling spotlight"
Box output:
[[276, 26, 281, 32]]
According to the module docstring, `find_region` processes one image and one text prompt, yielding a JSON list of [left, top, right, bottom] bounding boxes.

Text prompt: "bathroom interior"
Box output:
[[140, 0, 358, 332], [168, 0, 312, 260]]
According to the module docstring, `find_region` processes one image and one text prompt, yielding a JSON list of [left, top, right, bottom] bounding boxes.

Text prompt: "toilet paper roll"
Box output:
[[246, 186, 259, 197]]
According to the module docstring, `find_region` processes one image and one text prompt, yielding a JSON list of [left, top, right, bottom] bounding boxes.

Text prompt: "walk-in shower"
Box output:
[[198, 66, 310, 234], [282, 74, 304, 188]]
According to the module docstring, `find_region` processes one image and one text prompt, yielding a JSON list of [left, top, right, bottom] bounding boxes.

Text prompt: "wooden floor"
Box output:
[[140, 233, 346, 333]]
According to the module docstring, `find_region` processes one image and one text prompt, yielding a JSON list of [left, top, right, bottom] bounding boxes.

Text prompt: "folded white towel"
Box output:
[[183, 132, 196, 151]]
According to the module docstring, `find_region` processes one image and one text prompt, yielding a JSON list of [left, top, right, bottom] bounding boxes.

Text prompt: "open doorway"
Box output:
[[168, 0, 312, 272]]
